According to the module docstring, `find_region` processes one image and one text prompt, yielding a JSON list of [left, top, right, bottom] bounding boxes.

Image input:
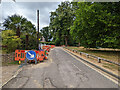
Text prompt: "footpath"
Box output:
[[1, 65, 19, 86]]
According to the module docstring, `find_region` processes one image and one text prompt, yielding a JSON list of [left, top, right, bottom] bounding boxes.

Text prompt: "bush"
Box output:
[[2, 30, 21, 53], [40, 42, 55, 45]]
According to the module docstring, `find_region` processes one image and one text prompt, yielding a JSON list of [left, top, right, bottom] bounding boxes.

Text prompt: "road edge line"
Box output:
[[0, 67, 23, 88], [62, 48, 119, 86]]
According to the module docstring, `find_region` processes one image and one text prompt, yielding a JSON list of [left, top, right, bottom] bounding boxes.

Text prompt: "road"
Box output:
[[2, 47, 119, 88]]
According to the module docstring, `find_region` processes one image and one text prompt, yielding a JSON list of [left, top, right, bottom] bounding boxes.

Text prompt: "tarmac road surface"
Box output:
[[2, 47, 119, 88]]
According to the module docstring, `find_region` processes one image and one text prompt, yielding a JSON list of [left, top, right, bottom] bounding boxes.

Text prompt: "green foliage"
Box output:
[[2, 30, 21, 53], [3, 14, 36, 35], [70, 2, 120, 48], [3, 14, 37, 50], [20, 34, 38, 50], [8, 61, 19, 65], [28, 35, 38, 49], [40, 26, 52, 42], [40, 42, 55, 45], [50, 1, 74, 46], [2, 2, 119, 50]]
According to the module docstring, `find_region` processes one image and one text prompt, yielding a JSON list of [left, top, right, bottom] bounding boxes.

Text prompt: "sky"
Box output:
[[0, 0, 62, 30], [1, 0, 118, 30]]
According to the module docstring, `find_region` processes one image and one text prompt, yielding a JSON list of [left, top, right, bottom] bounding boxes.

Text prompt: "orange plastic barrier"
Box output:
[[15, 50, 47, 62], [50, 45, 55, 48], [42, 46, 50, 52]]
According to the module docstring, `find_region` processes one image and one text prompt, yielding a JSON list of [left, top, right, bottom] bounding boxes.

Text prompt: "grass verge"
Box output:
[[65, 46, 120, 73], [2, 61, 20, 66], [66, 46, 119, 63]]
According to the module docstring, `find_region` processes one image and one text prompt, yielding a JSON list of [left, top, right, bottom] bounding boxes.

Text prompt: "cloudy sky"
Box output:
[[0, 0, 63, 30]]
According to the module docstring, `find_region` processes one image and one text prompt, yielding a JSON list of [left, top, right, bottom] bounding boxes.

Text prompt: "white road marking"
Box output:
[[62, 48, 119, 86], [0, 68, 23, 88], [71, 63, 81, 72]]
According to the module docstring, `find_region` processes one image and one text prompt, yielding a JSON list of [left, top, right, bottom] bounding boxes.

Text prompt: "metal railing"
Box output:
[[65, 47, 120, 66]]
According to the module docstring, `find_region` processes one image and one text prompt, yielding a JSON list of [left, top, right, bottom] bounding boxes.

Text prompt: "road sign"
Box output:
[[26, 50, 36, 60]]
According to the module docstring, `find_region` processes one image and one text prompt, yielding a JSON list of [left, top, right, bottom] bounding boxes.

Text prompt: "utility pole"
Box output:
[[37, 10, 39, 50]]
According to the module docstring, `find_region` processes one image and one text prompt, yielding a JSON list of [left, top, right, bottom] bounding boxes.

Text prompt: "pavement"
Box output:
[[2, 47, 119, 88], [0, 65, 20, 88], [2, 65, 19, 85]]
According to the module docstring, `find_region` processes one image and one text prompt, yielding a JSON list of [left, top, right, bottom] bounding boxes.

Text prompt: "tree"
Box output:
[[50, 1, 74, 46], [3, 14, 25, 37], [3, 14, 36, 49], [70, 2, 120, 48], [21, 21, 36, 49], [40, 26, 52, 42], [2, 30, 21, 53]]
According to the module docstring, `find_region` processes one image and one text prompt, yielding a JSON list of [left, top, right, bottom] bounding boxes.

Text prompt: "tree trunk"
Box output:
[[65, 36, 68, 47], [26, 34, 29, 49], [16, 27, 20, 37], [78, 42, 80, 47], [16, 27, 20, 49]]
